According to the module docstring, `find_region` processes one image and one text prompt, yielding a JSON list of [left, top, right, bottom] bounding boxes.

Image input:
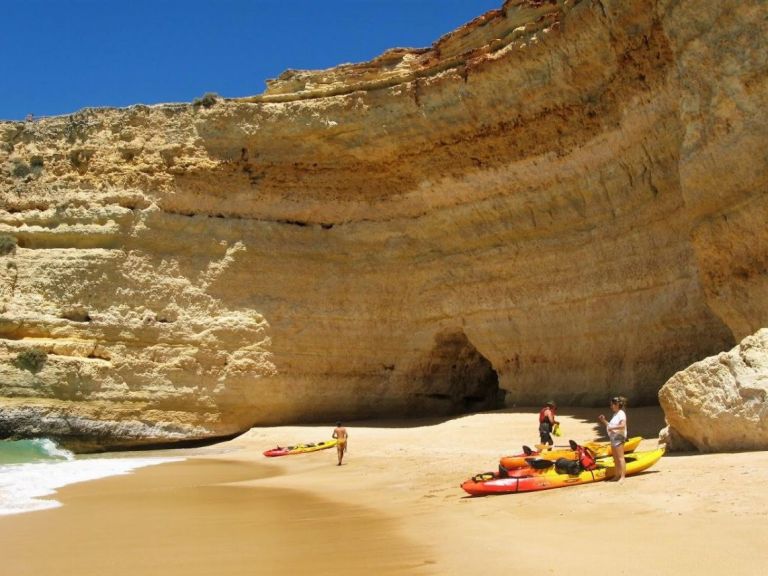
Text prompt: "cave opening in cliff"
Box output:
[[415, 329, 503, 415]]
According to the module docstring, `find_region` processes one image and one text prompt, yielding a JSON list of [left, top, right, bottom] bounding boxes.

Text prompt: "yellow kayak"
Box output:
[[263, 439, 337, 457], [502, 436, 642, 469], [585, 435, 642, 456]]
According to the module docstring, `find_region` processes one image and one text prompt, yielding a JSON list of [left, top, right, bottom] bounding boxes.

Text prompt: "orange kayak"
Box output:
[[462, 446, 664, 496]]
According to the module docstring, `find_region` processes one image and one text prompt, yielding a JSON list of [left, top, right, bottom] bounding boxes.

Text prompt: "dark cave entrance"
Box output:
[[414, 329, 504, 415]]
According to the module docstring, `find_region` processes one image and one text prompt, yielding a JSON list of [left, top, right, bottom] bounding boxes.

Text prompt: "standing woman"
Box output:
[[598, 396, 627, 482]]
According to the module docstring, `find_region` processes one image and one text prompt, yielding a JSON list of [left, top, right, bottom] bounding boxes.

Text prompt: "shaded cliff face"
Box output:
[[1, 0, 766, 451]]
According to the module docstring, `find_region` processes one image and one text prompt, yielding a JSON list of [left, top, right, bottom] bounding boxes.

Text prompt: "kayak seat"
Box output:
[[472, 472, 497, 483], [527, 458, 555, 470]]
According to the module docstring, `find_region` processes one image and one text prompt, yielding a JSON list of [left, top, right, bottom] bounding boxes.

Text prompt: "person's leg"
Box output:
[[540, 425, 552, 446], [615, 444, 625, 481], [608, 444, 620, 480], [337, 444, 344, 465]]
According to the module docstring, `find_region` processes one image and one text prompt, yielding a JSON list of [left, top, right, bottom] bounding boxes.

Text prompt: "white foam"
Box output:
[[0, 456, 184, 516]]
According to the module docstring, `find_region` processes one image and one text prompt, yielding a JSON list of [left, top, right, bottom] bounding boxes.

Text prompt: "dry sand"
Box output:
[[2, 406, 768, 575]]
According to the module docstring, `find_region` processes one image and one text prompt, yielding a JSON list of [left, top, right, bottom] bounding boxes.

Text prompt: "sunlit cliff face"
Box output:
[[1, 0, 766, 451]]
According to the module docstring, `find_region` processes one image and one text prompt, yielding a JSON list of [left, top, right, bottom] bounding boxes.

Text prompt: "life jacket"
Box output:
[[538, 407, 554, 423], [576, 445, 597, 471]]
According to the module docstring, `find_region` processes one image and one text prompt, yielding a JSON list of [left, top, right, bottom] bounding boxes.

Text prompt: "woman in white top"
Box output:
[[598, 396, 628, 482]]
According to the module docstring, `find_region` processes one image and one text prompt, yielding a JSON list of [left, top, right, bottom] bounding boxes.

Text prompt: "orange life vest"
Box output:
[[576, 445, 597, 471]]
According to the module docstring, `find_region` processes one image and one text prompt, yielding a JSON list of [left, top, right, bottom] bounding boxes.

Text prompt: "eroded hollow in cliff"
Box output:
[[413, 329, 503, 415]]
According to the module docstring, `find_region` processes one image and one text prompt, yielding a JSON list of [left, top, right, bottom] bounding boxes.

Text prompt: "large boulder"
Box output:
[[659, 329, 768, 452]]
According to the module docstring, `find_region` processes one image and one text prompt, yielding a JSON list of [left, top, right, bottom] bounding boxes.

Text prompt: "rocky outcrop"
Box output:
[[659, 329, 768, 452], [1, 0, 767, 451]]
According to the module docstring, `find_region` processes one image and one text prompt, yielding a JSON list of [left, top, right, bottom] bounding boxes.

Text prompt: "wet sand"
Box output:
[[2, 406, 767, 575]]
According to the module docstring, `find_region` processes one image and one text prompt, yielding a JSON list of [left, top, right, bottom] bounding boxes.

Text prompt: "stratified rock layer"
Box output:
[[1, 0, 766, 450], [659, 329, 768, 452]]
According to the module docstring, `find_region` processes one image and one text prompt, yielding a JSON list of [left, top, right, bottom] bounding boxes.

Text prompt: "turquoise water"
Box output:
[[0, 438, 74, 465], [0, 438, 185, 516]]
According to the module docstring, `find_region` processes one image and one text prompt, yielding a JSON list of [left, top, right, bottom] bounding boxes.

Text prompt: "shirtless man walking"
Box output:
[[332, 422, 348, 466]]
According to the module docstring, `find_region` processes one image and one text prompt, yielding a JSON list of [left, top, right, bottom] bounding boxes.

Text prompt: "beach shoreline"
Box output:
[[2, 406, 767, 575]]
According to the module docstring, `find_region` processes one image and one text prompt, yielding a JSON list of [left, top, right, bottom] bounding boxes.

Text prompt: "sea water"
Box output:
[[0, 438, 184, 516]]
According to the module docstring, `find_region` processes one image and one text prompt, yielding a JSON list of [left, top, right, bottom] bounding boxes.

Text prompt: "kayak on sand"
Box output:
[[501, 436, 643, 469], [462, 446, 665, 496], [263, 439, 338, 457]]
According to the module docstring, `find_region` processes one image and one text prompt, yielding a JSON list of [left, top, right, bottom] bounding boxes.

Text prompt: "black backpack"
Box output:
[[568, 440, 597, 471], [555, 457, 581, 475]]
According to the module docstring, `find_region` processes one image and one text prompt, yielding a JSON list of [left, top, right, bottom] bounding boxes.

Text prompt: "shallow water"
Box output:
[[0, 438, 190, 516]]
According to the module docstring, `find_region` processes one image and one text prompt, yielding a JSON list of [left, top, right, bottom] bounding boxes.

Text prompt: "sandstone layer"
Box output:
[[659, 329, 768, 452], [1, 0, 767, 451]]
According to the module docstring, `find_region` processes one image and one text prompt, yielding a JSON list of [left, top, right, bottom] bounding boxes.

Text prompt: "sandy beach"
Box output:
[[2, 406, 767, 575]]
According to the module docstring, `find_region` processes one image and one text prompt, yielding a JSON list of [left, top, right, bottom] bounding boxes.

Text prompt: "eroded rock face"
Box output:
[[1, 0, 767, 450], [659, 329, 768, 452]]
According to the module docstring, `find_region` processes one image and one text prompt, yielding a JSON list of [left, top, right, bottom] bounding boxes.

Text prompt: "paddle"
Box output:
[[534, 442, 578, 451]]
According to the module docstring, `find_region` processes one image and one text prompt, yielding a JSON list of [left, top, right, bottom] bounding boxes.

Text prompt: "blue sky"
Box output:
[[1, 0, 502, 121]]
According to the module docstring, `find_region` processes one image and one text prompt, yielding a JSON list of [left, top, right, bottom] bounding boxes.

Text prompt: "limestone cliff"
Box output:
[[1, 0, 766, 451]]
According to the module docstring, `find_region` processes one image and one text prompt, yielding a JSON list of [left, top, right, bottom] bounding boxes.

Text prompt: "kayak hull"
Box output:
[[463, 447, 664, 496], [263, 439, 338, 457]]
